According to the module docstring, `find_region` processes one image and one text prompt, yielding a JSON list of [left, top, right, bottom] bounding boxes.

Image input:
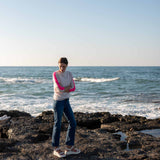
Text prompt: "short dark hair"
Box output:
[[58, 57, 68, 65]]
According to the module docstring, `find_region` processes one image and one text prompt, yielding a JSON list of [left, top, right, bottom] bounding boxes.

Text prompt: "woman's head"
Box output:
[[58, 57, 68, 72]]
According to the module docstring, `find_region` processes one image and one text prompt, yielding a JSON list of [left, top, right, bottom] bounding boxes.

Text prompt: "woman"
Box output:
[[52, 57, 80, 158]]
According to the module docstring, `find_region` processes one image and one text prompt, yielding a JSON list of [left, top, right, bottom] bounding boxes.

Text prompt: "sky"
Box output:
[[0, 0, 160, 66]]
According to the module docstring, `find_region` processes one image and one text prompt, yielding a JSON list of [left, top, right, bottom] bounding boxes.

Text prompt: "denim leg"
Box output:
[[64, 99, 77, 146], [52, 100, 64, 147]]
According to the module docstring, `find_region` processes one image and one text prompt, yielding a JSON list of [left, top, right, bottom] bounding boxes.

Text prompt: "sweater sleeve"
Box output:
[[69, 72, 76, 92], [53, 72, 65, 91]]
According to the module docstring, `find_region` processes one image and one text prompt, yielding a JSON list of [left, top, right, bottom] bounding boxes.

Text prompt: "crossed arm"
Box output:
[[53, 72, 75, 92]]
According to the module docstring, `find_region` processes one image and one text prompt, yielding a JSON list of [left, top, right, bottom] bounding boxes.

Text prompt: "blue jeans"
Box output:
[[52, 98, 77, 147]]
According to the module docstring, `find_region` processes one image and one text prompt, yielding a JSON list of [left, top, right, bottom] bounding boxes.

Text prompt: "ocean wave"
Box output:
[[74, 77, 120, 83], [0, 77, 50, 84]]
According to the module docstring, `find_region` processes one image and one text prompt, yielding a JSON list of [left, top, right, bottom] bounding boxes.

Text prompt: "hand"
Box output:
[[64, 86, 71, 93]]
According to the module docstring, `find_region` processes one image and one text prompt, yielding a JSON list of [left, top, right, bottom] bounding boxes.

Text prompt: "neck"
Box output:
[[59, 70, 65, 73]]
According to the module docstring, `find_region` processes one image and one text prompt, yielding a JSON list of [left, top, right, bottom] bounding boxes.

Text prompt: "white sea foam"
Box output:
[[70, 98, 160, 119], [1, 95, 160, 119], [74, 77, 120, 83], [0, 96, 53, 117], [0, 77, 51, 84]]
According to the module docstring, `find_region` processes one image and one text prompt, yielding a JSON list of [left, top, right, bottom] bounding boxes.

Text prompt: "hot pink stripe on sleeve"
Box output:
[[53, 72, 65, 90], [69, 79, 76, 92]]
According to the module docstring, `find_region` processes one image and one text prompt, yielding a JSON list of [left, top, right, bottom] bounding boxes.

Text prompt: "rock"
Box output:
[[112, 133, 121, 140], [101, 124, 117, 132], [100, 112, 111, 123], [128, 139, 142, 149], [38, 123, 53, 134], [7, 129, 13, 139], [110, 114, 121, 122], [121, 115, 147, 124], [0, 110, 160, 160], [0, 127, 9, 138], [118, 141, 127, 150], [37, 111, 54, 123], [29, 133, 50, 143], [74, 112, 101, 129], [0, 139, 18, 152], [0, 110, 31, 118]]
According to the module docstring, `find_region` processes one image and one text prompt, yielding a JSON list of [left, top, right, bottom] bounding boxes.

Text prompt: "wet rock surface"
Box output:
[[0, 110, 160, 160]]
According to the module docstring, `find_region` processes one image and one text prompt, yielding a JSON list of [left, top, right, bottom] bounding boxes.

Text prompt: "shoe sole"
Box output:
[[65, 151, 81, 155], [53, 152, 66, 158]]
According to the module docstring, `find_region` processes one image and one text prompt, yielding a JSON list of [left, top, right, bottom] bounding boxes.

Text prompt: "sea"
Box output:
[[0, 66, 160, 119]]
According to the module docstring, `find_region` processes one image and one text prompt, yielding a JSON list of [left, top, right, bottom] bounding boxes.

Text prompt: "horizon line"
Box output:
[[0, 65, 160, 67]]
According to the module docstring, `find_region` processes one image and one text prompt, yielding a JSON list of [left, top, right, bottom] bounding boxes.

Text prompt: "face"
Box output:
[[58, 63, 67, 72]]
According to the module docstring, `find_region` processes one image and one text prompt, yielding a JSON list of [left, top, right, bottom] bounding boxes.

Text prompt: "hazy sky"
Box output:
[[0, 0, 160, 66]]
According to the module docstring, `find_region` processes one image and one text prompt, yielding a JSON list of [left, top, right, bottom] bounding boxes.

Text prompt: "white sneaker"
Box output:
[[65, 146, 81, 155], [53, 147, 66, 158]]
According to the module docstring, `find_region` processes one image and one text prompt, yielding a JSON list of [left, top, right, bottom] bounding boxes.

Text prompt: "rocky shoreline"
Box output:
[[0, 110, 160, 160]]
